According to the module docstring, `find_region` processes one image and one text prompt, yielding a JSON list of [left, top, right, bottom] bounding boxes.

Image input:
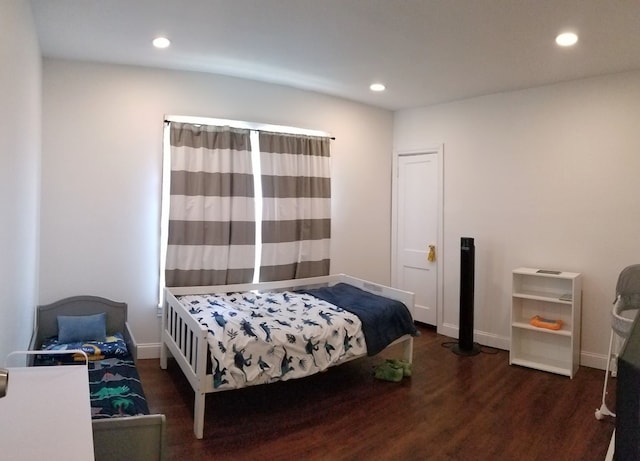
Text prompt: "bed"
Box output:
[[161, 273, 416, 439], [29, 295, 166, 461]]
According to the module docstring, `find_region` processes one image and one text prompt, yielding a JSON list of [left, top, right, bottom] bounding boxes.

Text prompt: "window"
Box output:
[[159, 116, 332, 300]]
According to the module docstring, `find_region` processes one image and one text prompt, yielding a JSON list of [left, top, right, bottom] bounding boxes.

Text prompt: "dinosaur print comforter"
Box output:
[[35, 354, 149, 418], [88, 357, 150, 419], [178, 290, 367, 390]]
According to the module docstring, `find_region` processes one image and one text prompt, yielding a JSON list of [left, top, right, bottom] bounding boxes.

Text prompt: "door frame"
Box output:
[[391, 145, 444, 332]]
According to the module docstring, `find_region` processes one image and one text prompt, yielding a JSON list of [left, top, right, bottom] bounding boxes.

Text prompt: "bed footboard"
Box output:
[[161, 290, 211, 438], [344, 274, 415, 364], [92, 414, 166, 461]]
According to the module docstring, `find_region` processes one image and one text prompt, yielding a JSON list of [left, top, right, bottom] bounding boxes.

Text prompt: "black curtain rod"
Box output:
[[164, 119, 335, 140]]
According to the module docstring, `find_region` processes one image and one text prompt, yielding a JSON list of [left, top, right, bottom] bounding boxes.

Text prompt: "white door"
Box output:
[[393, 151, 440, 325]]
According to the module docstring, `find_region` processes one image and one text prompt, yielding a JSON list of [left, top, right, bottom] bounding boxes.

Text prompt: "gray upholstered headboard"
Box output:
[[32, 295, 128, 349]]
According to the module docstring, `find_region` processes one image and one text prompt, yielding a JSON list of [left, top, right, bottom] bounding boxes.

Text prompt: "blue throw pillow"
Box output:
[[57, 312, 107, 343]]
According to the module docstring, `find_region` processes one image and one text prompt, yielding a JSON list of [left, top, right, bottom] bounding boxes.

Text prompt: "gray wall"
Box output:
[[0, 0, 41, 362], [39, 60, 394, 355], [394, 70, 640, 368]]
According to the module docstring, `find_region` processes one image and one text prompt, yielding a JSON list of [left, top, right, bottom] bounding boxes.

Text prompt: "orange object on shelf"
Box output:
[[530, 315, 563, 331]]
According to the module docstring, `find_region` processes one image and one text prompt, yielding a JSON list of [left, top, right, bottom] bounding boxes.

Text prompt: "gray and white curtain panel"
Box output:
[[165, 123, 255, 286], [165, 121, 331, 287], [259, 131, 331, 281]]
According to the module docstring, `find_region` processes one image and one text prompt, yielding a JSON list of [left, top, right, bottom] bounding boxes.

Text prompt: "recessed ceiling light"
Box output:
[[555, 32, 578, 47], [153, 37, 171, 49], [370, 83, 386, 92]]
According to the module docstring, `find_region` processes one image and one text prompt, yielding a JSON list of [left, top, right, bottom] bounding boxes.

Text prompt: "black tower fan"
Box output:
[[452, 237, 481, 356]]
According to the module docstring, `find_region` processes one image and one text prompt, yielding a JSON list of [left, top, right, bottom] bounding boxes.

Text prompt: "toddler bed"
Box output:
[[29, 295, 166, 461], [161, 273, 417, 438]]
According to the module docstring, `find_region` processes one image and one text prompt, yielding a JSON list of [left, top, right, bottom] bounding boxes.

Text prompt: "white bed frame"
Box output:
[[160, 273, 415, 439]]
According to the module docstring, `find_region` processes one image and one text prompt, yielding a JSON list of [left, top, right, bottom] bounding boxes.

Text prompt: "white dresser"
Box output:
[[0, 362, 94, 460]]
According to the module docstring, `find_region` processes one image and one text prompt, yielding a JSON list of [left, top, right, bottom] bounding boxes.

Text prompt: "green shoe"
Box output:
[[386, 359, 412, 377], [374, 361, 404, 382]]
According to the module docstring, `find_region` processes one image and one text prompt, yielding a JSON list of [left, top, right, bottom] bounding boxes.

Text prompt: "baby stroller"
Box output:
[[595, 264, 640, 420]]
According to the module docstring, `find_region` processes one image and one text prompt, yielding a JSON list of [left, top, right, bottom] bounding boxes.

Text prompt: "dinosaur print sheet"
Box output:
[[36, 339, 149, 418], [88, 357, 150, 418], [178, 290, 367, 390]]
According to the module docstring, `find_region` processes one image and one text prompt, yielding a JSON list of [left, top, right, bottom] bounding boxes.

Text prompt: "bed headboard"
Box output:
[[33, 295, 128, 348]]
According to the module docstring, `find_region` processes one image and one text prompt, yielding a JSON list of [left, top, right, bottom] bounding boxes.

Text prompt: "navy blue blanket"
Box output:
[[300, 283, 417, 356]]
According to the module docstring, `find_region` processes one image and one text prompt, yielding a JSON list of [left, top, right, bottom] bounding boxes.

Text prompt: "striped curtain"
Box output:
[[165, 123, 255, 286], [259, 132, 331, 281]]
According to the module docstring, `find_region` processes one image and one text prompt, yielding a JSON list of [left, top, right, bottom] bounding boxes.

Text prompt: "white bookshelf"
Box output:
[[510, 267, 582, 378]]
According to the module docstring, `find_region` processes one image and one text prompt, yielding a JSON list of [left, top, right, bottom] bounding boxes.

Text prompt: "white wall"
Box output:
[[40, 60, 393, 353], [0, 1, 41, 362], [394, 70, 640, 367]]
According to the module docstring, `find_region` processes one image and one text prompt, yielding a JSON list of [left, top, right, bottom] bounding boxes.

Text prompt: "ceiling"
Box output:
[[30, 0, 640, 111]]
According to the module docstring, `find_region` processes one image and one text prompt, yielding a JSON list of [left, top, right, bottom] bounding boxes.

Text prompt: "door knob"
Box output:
[[428, 245, 436, 262], [0, 368, 8, 398]]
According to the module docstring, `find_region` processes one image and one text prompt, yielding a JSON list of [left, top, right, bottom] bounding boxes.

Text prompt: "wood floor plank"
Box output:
[[137, 325, 615, 460]]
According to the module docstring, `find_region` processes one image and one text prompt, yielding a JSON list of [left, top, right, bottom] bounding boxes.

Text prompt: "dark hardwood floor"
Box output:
[[137, 325, 615, 460]]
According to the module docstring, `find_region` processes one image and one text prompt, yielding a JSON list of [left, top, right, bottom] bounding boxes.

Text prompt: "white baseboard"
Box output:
[[437, 322, 459, 342], [136, 342, 162, 360], [137, 331, 610, 370], [437, 323, 608, 370], [580, 350, 608, 371], [438, 322, 510, 351]]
